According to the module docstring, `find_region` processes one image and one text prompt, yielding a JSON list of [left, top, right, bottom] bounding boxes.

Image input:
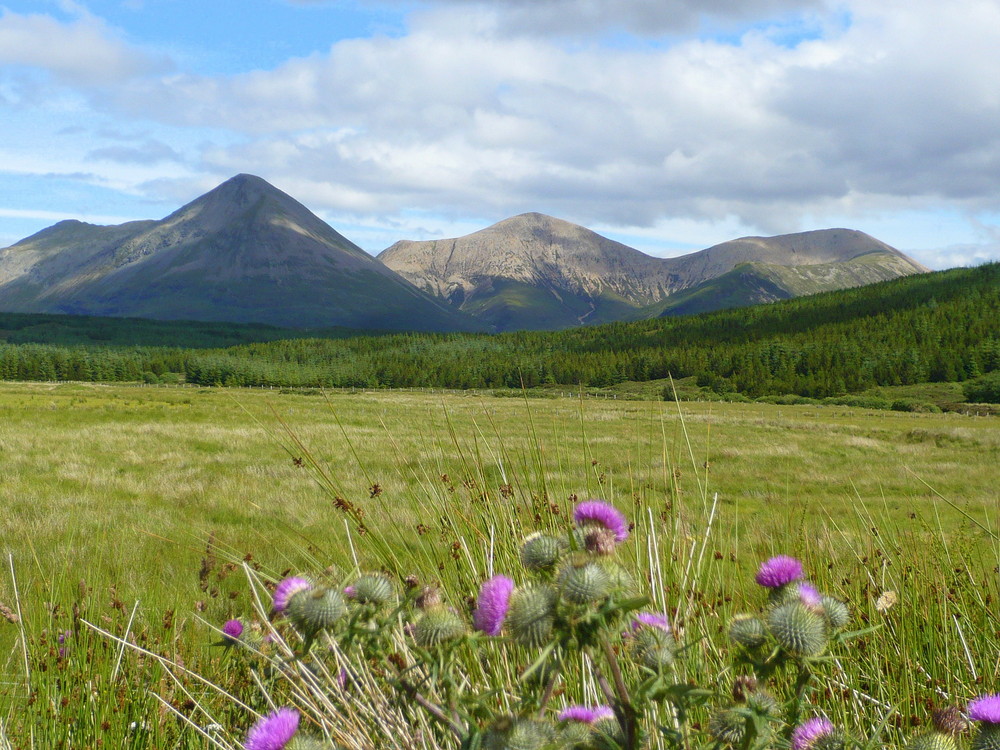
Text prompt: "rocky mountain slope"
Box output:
[[0, 175, 476, 331], [379, 215, 929, 330]]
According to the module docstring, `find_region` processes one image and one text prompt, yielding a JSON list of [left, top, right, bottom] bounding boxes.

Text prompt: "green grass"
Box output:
[[0, 382, 996, 747]]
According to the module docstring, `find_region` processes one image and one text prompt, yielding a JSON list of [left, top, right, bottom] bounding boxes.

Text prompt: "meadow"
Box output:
[[0, 382, 996, 748]]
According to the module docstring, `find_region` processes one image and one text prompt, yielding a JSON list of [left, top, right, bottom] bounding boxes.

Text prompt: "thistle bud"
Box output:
[[708, 709, 746, 746], [415, 585, 442, 611], [287, 738, 337, 750], [413, 607, 466, 648], [905, 733, 959, 750], [584, 527, 618, 556], [732, 675, 758, 702], [520, 533, 565, 573], [559, 558, 611, 604], [767, 601, 827, 657], [288, 587, 346, 637], [352, 574, 393, 606], [483, 716, 556, 750], [746, 690, 779, 717], [592, 716, 626, 750], [507, 585, 556, 647], [728, 614, 768, 648], [820, 596, 850, 630], [630, 624, 676, 670], [932, 707, 968, 736]]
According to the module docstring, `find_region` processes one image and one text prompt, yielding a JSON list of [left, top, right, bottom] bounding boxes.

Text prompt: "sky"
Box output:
[[2, 0, 1000, 268]]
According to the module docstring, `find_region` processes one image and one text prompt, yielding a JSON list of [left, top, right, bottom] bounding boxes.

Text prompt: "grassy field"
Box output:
[[0, 382, 996, 748]]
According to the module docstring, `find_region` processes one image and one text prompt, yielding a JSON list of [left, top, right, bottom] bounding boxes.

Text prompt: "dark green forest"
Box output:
[[1, 263, 998, 400]]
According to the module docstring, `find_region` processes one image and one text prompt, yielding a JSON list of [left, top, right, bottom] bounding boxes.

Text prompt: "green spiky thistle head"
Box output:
[[507, 585, 556, 648], [905, 733, 959, 750], [767, 601, 828, 657], [287, 587, 346, 637], [413, 607, 466, 648], [728, 614, 768, 649], [559, 557, 611, 605], [483, 716, 557, 750], [520, 533, 565, 574], [820, 596, 850, 630], [351, 574, 394, 606]]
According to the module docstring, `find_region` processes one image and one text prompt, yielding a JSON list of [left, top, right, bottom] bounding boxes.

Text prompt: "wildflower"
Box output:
[[273, 577, 312, 614], [875, 590, 898, 612], [969, 695, 1000, 724], [629, 611, 676, 669], [791, 717, 835, 750], [969, 694, 1000, 750], [244, 707, 299, 750], [755, 556, 804, 588], [342, 586, 356, 599], [222, 619, 244, 644], [798, 582, 823, 608], [630, 612, 671, 633], [472, 575, 514, 636], [558, 705, 616, 723], [573, 500, 629, 543]]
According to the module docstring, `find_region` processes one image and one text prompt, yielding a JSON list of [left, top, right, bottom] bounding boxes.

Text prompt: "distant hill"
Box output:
[[0, 174, 479, 332], [380, 215, 929, 330]]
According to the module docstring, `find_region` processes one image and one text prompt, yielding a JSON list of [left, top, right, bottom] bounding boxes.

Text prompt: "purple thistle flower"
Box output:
[[969, 694, 1000, 724], [472, 575, 514, 636], [244, 707, 299, 750], [559, 705, 616, 724], [343, 585, 357, 599], [273, 577, 311, 614], [798, 582, 822, 608], [791, 717, 835, 750], [573, 500, 629, 543], [755, 556, 804, 588], [630, 612, 671, 633], [222, 619, 244, 642]]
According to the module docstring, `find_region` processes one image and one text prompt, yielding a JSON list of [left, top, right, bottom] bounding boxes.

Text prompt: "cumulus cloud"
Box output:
[[7, 0, 1000, 265], [0, 8, 169, 86]]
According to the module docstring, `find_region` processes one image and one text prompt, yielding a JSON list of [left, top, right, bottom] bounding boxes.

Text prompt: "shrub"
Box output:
[[963, 371, 1000, 403]]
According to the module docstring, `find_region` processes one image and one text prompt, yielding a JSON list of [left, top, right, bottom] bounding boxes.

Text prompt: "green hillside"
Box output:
[[0, 263, 997, 401]]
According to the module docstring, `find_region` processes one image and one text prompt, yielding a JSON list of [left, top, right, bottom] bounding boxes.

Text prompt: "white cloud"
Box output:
[[0, 8, 169, 86], [5, 0, 1000, 269]]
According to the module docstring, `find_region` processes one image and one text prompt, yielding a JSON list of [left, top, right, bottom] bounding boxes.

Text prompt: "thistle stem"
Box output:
[[598, 633, 639, 749], [398, 678, 466, 740]]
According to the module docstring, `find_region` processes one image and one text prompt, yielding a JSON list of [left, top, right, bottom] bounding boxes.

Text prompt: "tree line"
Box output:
[[0, 263, 997, 400]]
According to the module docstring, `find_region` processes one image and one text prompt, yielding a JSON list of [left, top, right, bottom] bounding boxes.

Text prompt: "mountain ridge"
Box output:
[[0, 175, 929, 333], [379, 213, 929, 330], [0, 174, 478, 332]]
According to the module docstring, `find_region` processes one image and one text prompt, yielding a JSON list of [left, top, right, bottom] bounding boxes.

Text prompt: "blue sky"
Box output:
[[2, 0, 1000, 268]]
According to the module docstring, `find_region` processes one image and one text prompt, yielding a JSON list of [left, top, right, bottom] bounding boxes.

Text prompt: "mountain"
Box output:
[[379, 215, 929, 330], [0, 174, 477, 332]]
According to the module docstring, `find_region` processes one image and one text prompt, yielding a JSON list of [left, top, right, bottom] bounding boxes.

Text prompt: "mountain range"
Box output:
[[0, 174, 929, 332]]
